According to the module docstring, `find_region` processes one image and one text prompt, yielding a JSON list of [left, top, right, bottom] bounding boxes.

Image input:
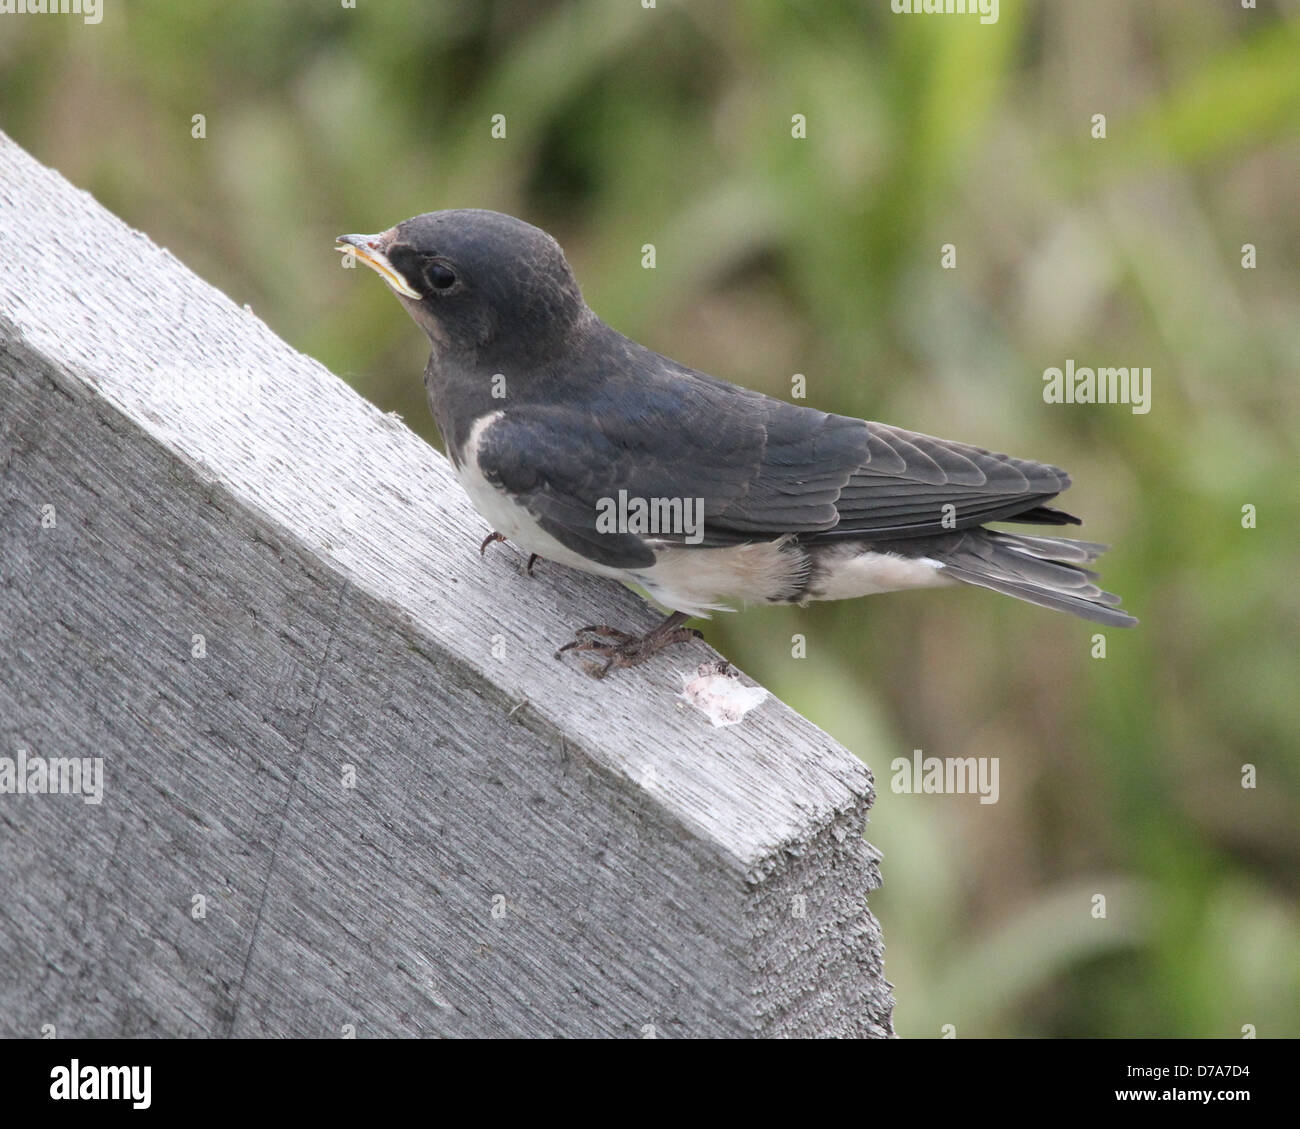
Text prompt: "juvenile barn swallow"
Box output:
[[338, 211, 1135, 676]]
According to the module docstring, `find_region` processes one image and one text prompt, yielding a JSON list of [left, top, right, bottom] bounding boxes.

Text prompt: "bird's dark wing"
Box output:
[[801, 420, 1076, 540], [474, 373, 775, 568], [475, 345, 1075, 566]]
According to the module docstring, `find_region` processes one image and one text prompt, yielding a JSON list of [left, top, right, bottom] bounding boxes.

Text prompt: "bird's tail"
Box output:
[[933, 530, 1138, 627]]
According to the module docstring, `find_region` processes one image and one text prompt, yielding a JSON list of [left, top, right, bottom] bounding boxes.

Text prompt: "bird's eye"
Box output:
[[424, 261, 457, 291]]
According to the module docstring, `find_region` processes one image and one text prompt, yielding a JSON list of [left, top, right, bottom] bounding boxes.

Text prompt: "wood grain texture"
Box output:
[[0, 132, 893, 1037]]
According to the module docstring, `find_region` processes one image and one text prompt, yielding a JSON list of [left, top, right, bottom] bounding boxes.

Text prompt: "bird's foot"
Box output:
[[478, 531, 540, 576], [554, 612, 702, 679]]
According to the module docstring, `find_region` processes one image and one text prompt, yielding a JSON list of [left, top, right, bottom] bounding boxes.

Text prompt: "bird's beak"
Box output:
[[335, 232, 422, 299]]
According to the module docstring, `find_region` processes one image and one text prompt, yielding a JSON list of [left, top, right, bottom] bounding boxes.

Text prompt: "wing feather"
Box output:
[[474, 338, 1075, 557]]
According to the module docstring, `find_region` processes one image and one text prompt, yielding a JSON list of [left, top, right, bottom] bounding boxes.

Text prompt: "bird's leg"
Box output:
[[479, 531, 542, 576], [555, 611, 703, 678]]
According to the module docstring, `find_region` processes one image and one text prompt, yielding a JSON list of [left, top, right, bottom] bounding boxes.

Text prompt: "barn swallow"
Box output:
[[338, 211, 1135, 676]]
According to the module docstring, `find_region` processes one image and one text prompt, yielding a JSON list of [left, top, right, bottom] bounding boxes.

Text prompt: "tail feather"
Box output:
[[990, 531, 1109, 564], [933, 530, 1137, 627]]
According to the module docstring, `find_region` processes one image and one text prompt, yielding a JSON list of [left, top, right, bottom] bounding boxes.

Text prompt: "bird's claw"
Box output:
[[479, 531, 540, 575], [554, 618, 704, 679]]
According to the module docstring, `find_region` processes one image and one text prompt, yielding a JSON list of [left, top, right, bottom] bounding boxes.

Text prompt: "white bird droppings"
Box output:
[[678, 661, 768, 728]]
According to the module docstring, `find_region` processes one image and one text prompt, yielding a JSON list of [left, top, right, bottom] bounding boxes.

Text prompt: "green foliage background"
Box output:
[[4, 0, 1297, 1036]]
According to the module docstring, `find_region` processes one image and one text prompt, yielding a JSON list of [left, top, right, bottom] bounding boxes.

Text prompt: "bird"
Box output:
[[337, 210, 1136, 677]]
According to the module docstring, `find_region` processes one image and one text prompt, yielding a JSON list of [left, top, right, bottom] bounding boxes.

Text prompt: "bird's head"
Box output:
[[336, 209, 588, 365]]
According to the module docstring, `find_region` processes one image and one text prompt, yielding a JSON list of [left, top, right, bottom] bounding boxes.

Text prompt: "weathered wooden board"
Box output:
[[0, 132, 893, 1037]]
